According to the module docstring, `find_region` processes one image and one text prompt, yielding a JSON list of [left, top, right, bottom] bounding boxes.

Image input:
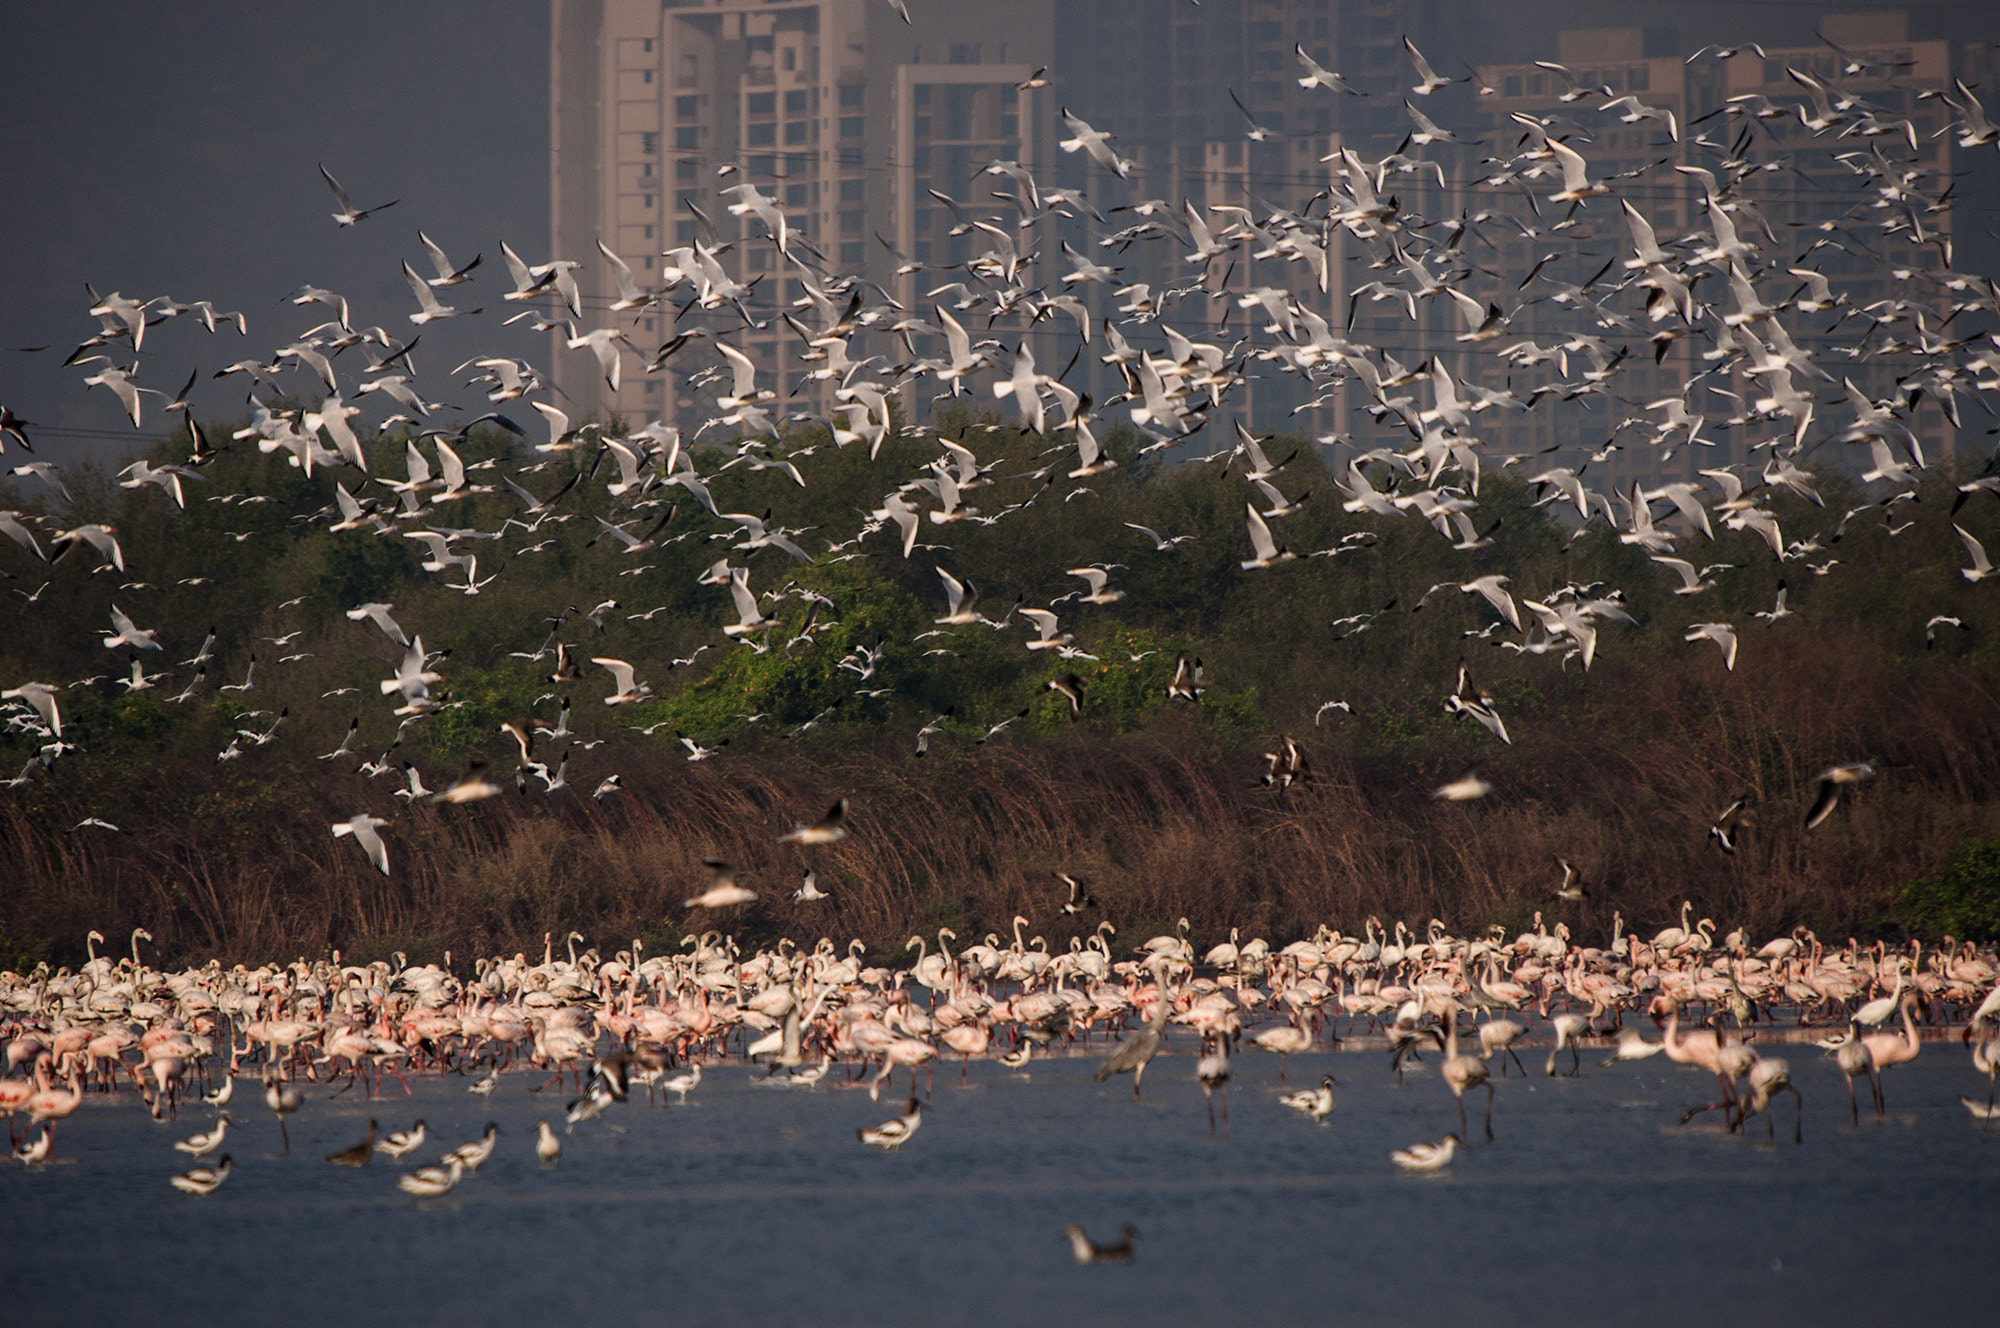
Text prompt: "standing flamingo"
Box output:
[[1833, 1022, 1880, 1122], [1196, 1029, 1231, 1135], [1859, 995, 1921, 1111], [1440, 1003, 1494, 1141]]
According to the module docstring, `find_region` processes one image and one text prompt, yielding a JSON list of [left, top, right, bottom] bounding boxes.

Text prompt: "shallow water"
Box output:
[[4, 1043, 1996, 1326]]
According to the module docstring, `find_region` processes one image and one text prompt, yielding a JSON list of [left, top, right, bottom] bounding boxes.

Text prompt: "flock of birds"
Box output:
[[4, 13, 2000, 1258], [4, 915, 2000, 1226], [3, 22, 1999, 865]]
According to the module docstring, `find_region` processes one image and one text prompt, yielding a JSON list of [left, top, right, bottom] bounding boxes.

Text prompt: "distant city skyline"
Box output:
[[5, 2, 1995, 474]]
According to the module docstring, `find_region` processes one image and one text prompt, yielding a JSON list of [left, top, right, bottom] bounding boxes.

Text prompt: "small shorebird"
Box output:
[[1064, 1223, 1136, 1264], [174, 1114, 230, 1157], [376, 1120, 427, 1159], [1390, 1134, 1460, 1172], [397, 1156, 466, 1198], [1278, 1075, 1337, 1123], [662, 1061, 702, 1105], [467, 1069, 498, 1096], [171, 1154, 233, 1194], [536, 1118, 563, 1165], [442, 1123, 500, 1171], [859, 1097, 924, 1150], [325, 1119, 377, 1167]]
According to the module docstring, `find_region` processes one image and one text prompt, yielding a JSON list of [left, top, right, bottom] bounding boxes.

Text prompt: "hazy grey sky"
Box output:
[[0, 2, 547, 466]]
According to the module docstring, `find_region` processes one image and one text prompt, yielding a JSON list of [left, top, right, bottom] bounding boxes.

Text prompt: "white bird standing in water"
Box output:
[[536, 1118, 563, 1165]]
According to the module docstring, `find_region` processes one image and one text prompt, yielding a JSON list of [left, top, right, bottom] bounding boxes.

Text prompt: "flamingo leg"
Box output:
[[1483, 1082, 1494, 1141]]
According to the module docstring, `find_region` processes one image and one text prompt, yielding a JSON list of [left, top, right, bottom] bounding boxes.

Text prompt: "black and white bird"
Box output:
[[1551, 859, 1588, 901], [1058, 871, 1096, 914], [1708, 796, 1750, 854], [858, 1096, 924, 1149], [1805, 761, 1886, 830], [170, 1155, 233, 1195], [778, 798, 848, 845], [1064, 1223, 1136, 1264]]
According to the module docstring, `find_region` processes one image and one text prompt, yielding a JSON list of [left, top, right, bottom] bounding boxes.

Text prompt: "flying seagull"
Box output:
[[318, 164, 399, 227], [331, 814, 391, 876]]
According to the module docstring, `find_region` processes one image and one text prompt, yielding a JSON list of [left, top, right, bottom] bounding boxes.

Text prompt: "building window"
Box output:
[[643, 193, 653, 207], [785, 89, 808, 113], [747, 91, 776, 115], [785, 183, 809, 207], [676, 190, 699, 212], [677, 220, 699, 243], [840, 115, 863, 138], [747, 122, 776, 146], [677, 95, 699, 118], [783, 46, 796, 72], [642, 131, 658, 155], [949, 43, 979, 64], [643, 224, 653, 239], [1001, 113, 1017, 138], [642, 69, 653, 84], [676, 126, 699, 149], [784, 120, 809, 144], [841, 241, 865, 264], [677, 159, 696, 180], [840, 210, 862, 234], [840, 84, 863, 108], [840, 178, 864, 201]]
